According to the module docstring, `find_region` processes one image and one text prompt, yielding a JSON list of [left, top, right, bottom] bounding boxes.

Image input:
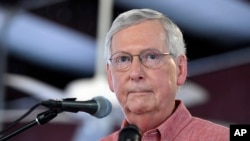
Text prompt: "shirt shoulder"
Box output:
[[190, 117, 229, 132], [176, 117, 229, 141]]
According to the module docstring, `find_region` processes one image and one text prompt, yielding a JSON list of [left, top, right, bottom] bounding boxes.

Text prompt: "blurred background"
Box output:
[[0, 0, 250, 141]]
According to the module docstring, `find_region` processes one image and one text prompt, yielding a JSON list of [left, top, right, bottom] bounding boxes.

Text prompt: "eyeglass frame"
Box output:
[[108, 49, 172, 70]]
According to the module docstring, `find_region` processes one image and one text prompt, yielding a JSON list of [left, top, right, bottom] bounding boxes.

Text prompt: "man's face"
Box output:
[[106, 20, 187, 123]]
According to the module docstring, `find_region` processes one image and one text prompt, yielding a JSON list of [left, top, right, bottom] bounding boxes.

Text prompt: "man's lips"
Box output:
[[127, 85, 153, 95], [128, 90, 153, 95]]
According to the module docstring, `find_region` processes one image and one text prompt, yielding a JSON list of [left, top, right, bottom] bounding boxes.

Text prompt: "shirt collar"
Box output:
[[120, 100, 192, 140]]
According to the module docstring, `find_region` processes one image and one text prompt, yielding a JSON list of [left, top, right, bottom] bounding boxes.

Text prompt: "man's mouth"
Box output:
[[128, 90, 153, 95]]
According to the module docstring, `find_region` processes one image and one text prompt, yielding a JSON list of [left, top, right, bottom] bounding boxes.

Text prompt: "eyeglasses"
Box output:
[[109, 49, 171, 70]]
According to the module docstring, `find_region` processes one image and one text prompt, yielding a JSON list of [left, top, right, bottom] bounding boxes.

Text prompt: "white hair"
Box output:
[[104, 8, 186, 62]]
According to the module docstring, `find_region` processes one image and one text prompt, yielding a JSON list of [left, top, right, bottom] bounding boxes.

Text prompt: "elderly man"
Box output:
[[100, 9, 229, 141]]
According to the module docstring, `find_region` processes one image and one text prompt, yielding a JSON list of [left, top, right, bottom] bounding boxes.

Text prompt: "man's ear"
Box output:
[[106, 64, 114, 92], [176, 55, 187, 85]]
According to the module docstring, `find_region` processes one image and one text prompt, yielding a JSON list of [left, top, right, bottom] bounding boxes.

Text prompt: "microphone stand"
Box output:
[[0, 109, 59, 141]]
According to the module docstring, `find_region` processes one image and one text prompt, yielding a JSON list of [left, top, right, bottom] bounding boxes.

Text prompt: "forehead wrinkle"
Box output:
[[111, 20, 168, 54]]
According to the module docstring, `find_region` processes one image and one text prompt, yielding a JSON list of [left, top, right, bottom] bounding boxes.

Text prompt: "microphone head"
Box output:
[[93, 96, 112, 118], [118, 124, 141, 141]]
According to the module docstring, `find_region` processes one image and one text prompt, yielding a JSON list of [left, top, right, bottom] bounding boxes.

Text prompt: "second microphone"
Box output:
[[41, 96, 112, 118]]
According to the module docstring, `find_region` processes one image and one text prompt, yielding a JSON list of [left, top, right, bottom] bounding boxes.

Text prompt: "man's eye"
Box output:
[[117, 56, 130, 62], [146, 53, 158, 60]]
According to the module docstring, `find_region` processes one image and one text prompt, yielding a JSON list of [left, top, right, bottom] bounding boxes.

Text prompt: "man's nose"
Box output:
[[129, 57, 144, 81]]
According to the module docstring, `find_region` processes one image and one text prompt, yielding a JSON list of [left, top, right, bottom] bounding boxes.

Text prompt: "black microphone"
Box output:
[[41, 96, 112, 118], [118, 124, 142, 141]]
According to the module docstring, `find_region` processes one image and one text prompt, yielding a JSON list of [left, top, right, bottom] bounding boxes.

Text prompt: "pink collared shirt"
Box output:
[[100, 100, 229, 141]]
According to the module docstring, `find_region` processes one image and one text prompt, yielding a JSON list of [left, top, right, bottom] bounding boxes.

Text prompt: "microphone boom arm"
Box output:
[[0, 109, 58, 141]]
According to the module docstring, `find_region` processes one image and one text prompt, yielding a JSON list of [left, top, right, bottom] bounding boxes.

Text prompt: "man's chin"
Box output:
[[126, 103, 153, 115]]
